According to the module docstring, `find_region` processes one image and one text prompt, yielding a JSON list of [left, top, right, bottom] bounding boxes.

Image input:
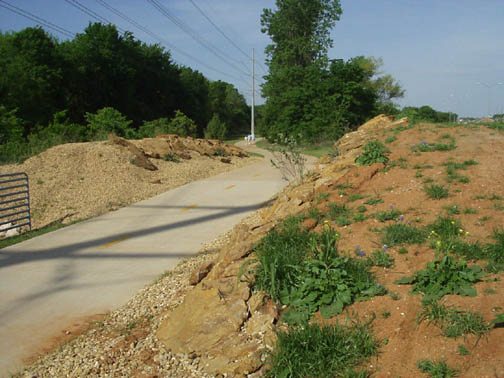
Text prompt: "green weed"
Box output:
[[348, 194, 367, 202], [394, 255, 486, 302], [417, 301, 491, 338], [368, 250, 395, 268], [315, 192, 330, 203], [385, 135, 397, 144], [424, 184, 449, 199], [381, 223, 427, 246], [266, 320, 379, 378], [355, 140, 390, 166], [457, 344, 470, 355], [374, 209, 401, 222], [365, 197, 384, 206], [417, 359, 458, 378]]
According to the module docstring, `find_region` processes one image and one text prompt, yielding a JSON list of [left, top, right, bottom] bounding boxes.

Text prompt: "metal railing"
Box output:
[[0, 172, 31, 234]]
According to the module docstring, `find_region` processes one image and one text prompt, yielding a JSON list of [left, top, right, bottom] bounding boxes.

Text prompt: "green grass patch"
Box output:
[[381, 223, 427, 246], [424, 184, 449, 199], [368, 250, 395, 268], [247, 151, 264, 158], [412, 138, 456, 152], [364, 197, 384, 206], [315, 192, 330, 203], [374, 209, 401, 222], [348, 193, 367, 202], [417, 301, 491, 338], [266, 320, 379, 378], [417, 359, 458, 378], [385, 135, 397, 144]]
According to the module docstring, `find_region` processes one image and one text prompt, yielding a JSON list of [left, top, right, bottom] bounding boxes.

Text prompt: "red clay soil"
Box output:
[[310, 123, 504, 377]]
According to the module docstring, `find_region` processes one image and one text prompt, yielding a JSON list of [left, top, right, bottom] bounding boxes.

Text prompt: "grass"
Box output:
[[327, 203, 352, 226], [0, 218, 83, 249], [381, 223, 427, 246], [411, 138, 456, 153], [417, 301, 491, 338], [256, 139, 335, 158], [368, 250, 395, 268], [417, 359, 458, 378], [365, 197, 384, 206], [265, 320, 379, 378], [247, 151, 264, 158], [424, 184, 449, 199], [374, 209, 401, 222]]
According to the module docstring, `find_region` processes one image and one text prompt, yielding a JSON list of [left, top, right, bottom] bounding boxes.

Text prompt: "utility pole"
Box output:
[[251, 48, 255, 139], [477, 81, 503, 117]]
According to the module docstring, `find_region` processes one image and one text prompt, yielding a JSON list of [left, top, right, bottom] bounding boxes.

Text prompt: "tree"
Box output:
[[260, 0, 343, 141], [85, 107, 134, 140], [167, 110, 197, 137], [0, 27, 63, 132], [205, 114, 227, 140]]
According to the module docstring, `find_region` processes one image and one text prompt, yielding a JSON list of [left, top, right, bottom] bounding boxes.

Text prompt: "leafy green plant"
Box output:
[[162, 153, 180, 162], [417, 301, 491, 338], [348, 193, 366, 202], [424, 184, 449, 199], [417, 359, 458, 378], [355, 140, 390, 166], [385, 135, 397, 144], [266, 320, 379, 378], [381, 223, 427, 246], [315, 192, 329, 203], [368, 250, 395, 268], [374, 209, 401, 222], [214, 148, 228, 157], [271, 228, 386, 324], [394, 255, 486, 302]]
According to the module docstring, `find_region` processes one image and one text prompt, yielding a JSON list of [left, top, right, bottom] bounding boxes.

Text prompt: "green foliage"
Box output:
[[368, 250, 395, 268], [381, 223, 427, 246], [266, 320, 379, 378], [252, 216, 312, 301], [204, 113, 227, 140], [417, 301, 491, 338], [394, 255, 486, 302], [166, 110, 197, 137], [280, 231, 385, 324], [424, 184, 449, 199], [162, 153, 180, 163], [417, 359, 458, 378], [355, 140, 389, 165], [385, 135, 397, 144], [137, 118, 170, 138], [364, 197, 384, 206], [85, 107, 134, 140], [374, 209, 401, 222], [412, 140, 456, 152]]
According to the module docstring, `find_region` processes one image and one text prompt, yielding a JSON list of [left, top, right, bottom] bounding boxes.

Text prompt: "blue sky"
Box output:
[[1, 0, 503, 117]]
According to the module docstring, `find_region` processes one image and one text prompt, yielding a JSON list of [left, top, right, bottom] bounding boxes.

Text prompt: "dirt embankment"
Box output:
[[18, 117, 504, 377], [0, 135, 256, 231]]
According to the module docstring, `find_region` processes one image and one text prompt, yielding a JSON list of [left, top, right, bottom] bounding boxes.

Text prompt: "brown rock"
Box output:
[[157, 286, 248, 354], [189, 261, 214, 285], [301, 218, 318, 231], [220, 157, 231, 164], [109, 135, 158, 171]]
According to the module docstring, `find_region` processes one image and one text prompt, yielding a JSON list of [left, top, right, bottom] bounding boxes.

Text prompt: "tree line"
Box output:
[[0, 23, 250, 163], [258, 0, 406, 142]]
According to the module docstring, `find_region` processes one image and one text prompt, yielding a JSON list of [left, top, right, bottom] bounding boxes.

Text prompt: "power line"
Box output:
[[187, 0, 250, 60], [94, 0, 243, 82], [63, 0, 127, 34], [0, 0, 75, 38], [147, 0, 249, 78]]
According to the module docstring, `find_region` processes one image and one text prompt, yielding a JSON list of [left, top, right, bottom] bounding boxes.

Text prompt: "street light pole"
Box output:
[[477, 81, 503, 118]]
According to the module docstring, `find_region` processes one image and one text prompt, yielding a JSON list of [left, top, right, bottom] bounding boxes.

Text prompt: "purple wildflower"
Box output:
[[400, 215, 405, 222], [358, 249, 366, 257], [382, 245, 388, 251]]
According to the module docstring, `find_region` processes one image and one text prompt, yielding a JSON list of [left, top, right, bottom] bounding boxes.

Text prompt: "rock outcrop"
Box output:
[[156, 115, 409, 376]]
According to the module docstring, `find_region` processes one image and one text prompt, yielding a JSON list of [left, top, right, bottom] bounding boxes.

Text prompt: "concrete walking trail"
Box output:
[[0, 143, 316, 376]]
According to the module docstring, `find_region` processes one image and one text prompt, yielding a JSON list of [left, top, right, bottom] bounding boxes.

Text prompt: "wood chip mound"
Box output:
[[0, 138, 257, 230]]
